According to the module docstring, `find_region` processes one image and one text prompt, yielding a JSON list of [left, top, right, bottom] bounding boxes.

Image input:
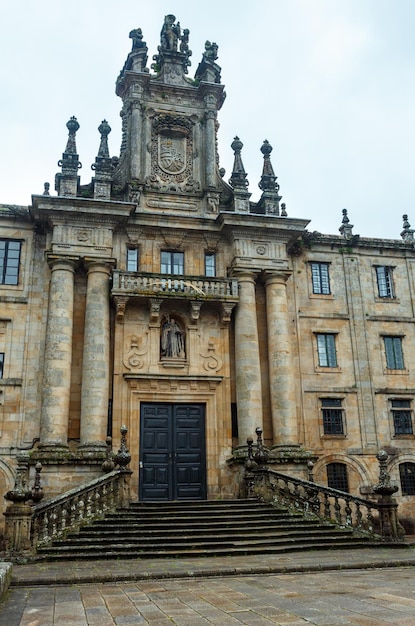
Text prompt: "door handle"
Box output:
[[139, 461, 143, 469]]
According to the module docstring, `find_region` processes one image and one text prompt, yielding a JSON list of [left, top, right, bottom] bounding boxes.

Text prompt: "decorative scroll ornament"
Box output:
[[123, 334, 148, 371], [200, 341, 222, 373]]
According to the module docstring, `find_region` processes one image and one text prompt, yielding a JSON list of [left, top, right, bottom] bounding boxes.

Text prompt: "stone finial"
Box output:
[[114, 425, 131, 469], [257, 140, 281, 215], [91, 120, 116, 199], [43, 182, 50, 196], [229, 137, 249, 190], [258, 140, 279, 192], [339, 208, 354, 238], [401, 214, 415, 242], [55, 116, 82, 196]]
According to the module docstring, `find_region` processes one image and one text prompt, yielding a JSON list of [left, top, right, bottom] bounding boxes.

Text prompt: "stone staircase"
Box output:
[[35, 499, 383, 560]]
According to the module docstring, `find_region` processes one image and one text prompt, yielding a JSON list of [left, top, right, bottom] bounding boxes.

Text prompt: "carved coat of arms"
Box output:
[[158, 133, 186, 174]]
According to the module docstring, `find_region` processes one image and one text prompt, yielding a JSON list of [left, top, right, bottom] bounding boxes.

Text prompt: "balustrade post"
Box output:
[[373, 450, 405, 541]]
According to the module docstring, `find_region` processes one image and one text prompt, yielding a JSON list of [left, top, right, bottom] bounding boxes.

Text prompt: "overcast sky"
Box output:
[[1, 0, 415, 240]]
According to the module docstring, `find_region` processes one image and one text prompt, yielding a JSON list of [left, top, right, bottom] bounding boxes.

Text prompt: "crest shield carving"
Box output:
[[158, 132, 186, 174]]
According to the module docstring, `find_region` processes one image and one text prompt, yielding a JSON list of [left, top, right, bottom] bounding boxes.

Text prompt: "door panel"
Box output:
[[140, 403, 206, 500]]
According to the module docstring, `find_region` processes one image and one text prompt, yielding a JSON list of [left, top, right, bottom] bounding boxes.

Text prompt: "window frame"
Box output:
[[204, 252, 216, 277], [321, 398, 345, 436], [391, 399, 413, 435], [384, 336, 405, 370], [0, 239, 22, 286], [161, 250, 184, 276], [375, 265, 395, 299], [326, 462, 349, 492], [0, 353, 4, 379], [126, 247, 139, 272], [316, 333, 338, 368], [399, 462, 415, 496], [310, 262, 331, 295]]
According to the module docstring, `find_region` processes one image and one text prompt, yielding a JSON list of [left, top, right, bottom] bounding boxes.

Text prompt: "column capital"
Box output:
[[263, 270, 292, 285], [46, 254, 79, 271], [84, 257, 116, 274], [230, 270, 258, 283]]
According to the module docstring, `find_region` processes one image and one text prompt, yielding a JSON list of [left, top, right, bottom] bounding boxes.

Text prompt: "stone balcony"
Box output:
[[111, 271, 239, 323]]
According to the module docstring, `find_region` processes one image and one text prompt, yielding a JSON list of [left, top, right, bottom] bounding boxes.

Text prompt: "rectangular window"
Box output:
[[376, 266, 395, 298], [126, 248, 138, 272], [321, 398, 344, 435], [0, 240, 22, 285], [0, 353, 3, 379], [400, 463, 415, 495], [205, 252, 216, 277], [316, 333, 337, 367], [391, 399, 413, 435], [311, 262, 330, 295], [161, 251, 184, 275], [327, 463, 349, 492], [384, 336, 405, 370]]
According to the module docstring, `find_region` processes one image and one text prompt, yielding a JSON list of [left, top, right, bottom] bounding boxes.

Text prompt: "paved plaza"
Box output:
[[1, 548, 415, 625], [2, 566, 415, 625]]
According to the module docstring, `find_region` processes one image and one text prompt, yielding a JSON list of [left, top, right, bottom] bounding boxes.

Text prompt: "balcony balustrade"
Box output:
[[112, 271, 239, 322]]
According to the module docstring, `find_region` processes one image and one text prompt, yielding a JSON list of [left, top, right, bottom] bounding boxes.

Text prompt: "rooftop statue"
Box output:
[[129, 28, 146, 50], [203, 41, 218, 61], [160, 14, 181, 51]]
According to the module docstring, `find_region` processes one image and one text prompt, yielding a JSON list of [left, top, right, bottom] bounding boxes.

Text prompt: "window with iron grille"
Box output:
[[316, 333, 337, 367], [399, 462, 415, 495], [376, 266, 395, 298], [0, 240, 22, 285], [161, 251, 184, 275], [391, 399, 413, 435], [311, 262, 331, 295], [384, 336, 405, 370], [204, 252, 216, 277], [327, 462, 349, 492], [0, 353, 3, 379], [126, 247, 139, 272], [321, 398, 344, 435]]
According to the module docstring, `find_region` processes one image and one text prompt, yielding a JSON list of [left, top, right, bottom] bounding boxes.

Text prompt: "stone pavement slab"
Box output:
[[2, 565, 415, 625], [9, 546, 415, 586]]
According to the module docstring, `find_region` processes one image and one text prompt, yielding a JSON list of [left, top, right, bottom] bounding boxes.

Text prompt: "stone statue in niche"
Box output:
[[161, 317, 185, 358]]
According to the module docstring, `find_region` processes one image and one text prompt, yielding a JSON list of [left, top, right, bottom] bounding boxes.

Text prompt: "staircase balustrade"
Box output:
[[251, 467, 404, 542], [31, 468, 131, 548]]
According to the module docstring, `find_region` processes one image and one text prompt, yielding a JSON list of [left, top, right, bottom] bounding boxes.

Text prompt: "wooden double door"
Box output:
[[139, 403, 207, 501]]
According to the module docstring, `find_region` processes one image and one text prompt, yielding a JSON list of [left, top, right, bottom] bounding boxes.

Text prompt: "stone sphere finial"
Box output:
[[66, 116, 80, 134], [260, 140, 273, 156], [231, 136, 243, 153], [98, 119, 111, 137], [377, 449, 388, 462]]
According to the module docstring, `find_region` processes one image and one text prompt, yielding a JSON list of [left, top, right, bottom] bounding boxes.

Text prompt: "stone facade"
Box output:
[[0, 16, 414, 531]]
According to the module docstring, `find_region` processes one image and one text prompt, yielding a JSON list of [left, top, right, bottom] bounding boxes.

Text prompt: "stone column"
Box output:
[[79, 259, 113, 450], [205, 110, 216, 188], [265, 272, 298, 447], [130, 102, 142, 180], [234, 272, 263, 445], [40, 256, 77, 449]]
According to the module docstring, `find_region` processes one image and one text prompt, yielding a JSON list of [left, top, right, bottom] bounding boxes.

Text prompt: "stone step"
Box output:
[[35, 499, 380, 562], [55, 527, 355, 547]]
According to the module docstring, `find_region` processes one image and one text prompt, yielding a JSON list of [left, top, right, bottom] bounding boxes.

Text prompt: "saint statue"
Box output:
[[161, 318, 185, 358]]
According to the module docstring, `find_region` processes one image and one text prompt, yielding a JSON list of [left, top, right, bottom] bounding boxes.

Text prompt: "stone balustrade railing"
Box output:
[[31, 468, 131, 548], [112, 271, 239, 300], [251, 467, 405, 542]]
